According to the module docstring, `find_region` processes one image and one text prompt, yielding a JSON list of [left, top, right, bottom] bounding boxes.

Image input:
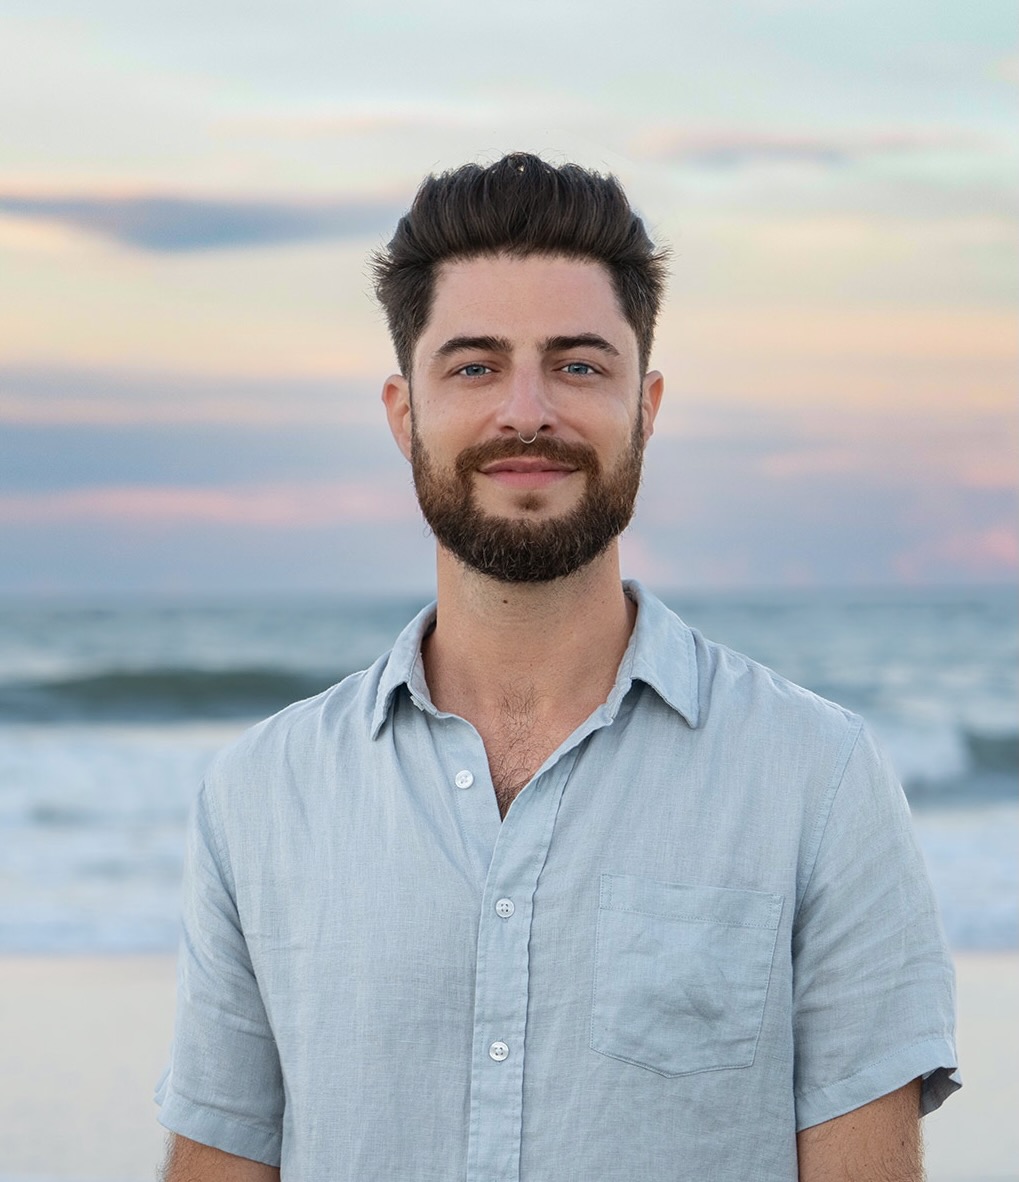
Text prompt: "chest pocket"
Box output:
[[591, 874, 783, 1077]]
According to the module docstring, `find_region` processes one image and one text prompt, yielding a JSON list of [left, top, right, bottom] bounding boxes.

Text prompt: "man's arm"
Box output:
[[158, 784, 285, 1165], [796, 1078, 922, 1182], [162, 1134, 281, 1182]]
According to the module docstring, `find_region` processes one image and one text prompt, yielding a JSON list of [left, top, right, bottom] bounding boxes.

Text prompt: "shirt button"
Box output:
[[489, 1041, 509, 1062], [495, 898, 515, 918], [454, 770, 474, 790]]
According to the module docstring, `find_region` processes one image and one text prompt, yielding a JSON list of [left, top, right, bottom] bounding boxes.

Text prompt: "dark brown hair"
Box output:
[[372, 152, 669, 376]]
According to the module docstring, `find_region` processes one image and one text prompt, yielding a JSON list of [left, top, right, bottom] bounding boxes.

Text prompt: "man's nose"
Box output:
[[495, 366, 556, 439]]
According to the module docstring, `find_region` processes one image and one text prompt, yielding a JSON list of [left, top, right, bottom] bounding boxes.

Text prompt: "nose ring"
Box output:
[[518, 430, 539, 445]]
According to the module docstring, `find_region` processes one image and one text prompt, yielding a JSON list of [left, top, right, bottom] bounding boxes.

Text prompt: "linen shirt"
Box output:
[[156, 582, 959, 1180]]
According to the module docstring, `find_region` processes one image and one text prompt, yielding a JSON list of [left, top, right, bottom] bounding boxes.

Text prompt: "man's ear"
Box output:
[[640, 370, 664, 445], [382, 374, 413, 462]]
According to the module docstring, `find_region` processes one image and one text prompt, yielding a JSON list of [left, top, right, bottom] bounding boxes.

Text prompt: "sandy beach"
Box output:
[[0, 952, 1014, 1182]]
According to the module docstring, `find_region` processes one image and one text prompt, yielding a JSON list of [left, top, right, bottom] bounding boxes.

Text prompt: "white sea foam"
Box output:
[[913, 800, 1019, 950]]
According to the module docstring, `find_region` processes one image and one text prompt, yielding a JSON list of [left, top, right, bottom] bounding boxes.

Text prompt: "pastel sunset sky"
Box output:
[[1, 0, 1015, 594]]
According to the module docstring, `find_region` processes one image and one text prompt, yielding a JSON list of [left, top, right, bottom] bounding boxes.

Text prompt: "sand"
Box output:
[[922, 954, 1017, 1182], [0, 952, 1014, 1182]]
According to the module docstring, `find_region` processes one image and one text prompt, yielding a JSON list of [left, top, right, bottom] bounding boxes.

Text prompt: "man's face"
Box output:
[[383, 253, 663, 583]]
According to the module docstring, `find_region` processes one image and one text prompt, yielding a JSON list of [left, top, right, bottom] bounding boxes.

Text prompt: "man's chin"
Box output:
[[473, 486, 580, 520], [472, 506, 568, 527], [470, 504, 578, 535]]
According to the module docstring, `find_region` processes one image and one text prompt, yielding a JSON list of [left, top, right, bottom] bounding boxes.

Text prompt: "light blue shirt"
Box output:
[[156, 582, 959, 1180]]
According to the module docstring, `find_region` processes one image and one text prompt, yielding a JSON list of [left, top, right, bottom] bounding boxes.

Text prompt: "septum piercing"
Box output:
[[518, 430, 539, 445]]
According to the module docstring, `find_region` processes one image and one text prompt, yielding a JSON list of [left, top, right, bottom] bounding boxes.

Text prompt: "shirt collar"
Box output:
[[611, 580, 701, 728], [370, 579, 701, 738], [370, 599, 439, 738]]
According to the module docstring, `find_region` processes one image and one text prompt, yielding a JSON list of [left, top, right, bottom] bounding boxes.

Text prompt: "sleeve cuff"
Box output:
[[156, 1089, 283, 1167], [796, 1036, 961, 1131]]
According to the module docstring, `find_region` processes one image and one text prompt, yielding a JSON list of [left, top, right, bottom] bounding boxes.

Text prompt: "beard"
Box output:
[[410, 416, 645, 583]]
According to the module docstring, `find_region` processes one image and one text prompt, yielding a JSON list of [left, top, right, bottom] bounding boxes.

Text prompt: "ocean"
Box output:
[[0, 587, 1015, 954]]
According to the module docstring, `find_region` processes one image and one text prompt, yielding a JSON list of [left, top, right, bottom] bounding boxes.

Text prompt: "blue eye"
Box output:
[[562, 362, 595, 375], [458, 363, 491, 377]]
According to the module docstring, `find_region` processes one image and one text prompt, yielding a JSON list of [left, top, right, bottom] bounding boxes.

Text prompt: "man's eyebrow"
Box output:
[[542, 333, 620, 357], [432, 335, 512, 360]]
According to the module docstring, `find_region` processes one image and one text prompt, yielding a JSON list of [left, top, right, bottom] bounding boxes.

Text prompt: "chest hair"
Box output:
[[479, 690, 565, 819]]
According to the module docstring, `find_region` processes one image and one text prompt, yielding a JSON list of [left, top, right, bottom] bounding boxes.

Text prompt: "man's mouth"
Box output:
[[481, 458, 577, 475], [453, 435, 600, 484], [480, 457, 579, 489]]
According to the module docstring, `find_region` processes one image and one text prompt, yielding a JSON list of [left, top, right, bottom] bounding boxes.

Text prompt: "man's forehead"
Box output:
[[424, 254, 631, 339], [432, 250, 614, 290]]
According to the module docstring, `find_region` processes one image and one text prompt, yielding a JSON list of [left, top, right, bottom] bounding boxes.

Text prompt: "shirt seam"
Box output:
[[159, 1091, 283, 1165], [599, 903, 780, 929], [794, 716, 864, 916], [199, 779, 238, 900], [166, 1089, 283, 1138], [794, 1033, 954, 1101]]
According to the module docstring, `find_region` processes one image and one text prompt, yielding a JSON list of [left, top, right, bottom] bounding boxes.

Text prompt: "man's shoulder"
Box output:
[[702, 630, 867, 761], [695, 627, 855, 727], [634, 587, 859, 739], [204, 649, 390, 787]]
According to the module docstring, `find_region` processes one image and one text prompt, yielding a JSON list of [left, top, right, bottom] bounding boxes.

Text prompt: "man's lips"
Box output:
[[479, 457, 579, 488], [481, 458, 577, 474]]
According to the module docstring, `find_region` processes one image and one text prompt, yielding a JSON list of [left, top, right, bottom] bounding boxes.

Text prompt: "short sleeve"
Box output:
[[155, 782, 284, 1165], [792, 722, 961, 1130]]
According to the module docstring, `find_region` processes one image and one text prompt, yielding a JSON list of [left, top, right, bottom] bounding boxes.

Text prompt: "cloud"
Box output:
[[632, 128, 980, 169], [0, 365, 380, 427], [754, 425, 1018, 493], [893, 525, 1019, 582], [0, 481, 416, 528], [220, 100, 506, 140], [994, 51, 1019, 84], [0, 193, 403, 253]]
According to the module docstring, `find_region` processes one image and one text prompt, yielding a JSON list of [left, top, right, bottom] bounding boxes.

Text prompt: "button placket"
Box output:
[[448, 732, 503, 888], [466, 748, 581, 1182]]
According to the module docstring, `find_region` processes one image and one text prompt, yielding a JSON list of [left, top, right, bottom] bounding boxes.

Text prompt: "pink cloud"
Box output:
[[758, 447, 865, 479], [0, 482, 418, 528], [631, 127, 980, 168], [757, 430, 1018, 491], [894, 525, 1019, 582]]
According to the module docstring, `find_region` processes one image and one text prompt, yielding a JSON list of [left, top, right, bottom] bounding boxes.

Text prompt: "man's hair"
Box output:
[[372, 152, 669, 377]]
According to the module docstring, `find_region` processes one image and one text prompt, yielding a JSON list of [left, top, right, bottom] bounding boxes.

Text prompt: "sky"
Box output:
[[0, 0, 1015, 595]]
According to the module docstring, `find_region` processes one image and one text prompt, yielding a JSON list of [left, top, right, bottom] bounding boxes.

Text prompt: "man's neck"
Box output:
[[423, 544, 636, 728]]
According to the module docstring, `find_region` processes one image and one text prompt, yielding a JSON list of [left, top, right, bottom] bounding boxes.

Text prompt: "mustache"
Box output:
[[454, 435, 600, 477]]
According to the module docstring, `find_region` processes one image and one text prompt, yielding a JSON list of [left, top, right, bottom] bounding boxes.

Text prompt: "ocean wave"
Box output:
[[896, 726, 1016, 807], [964, 728, 1019, 773], [0, 666, 341, 722]]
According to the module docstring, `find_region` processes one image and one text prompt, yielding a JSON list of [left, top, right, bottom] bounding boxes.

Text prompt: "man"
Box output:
[[157, 153, 959, 1180]]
